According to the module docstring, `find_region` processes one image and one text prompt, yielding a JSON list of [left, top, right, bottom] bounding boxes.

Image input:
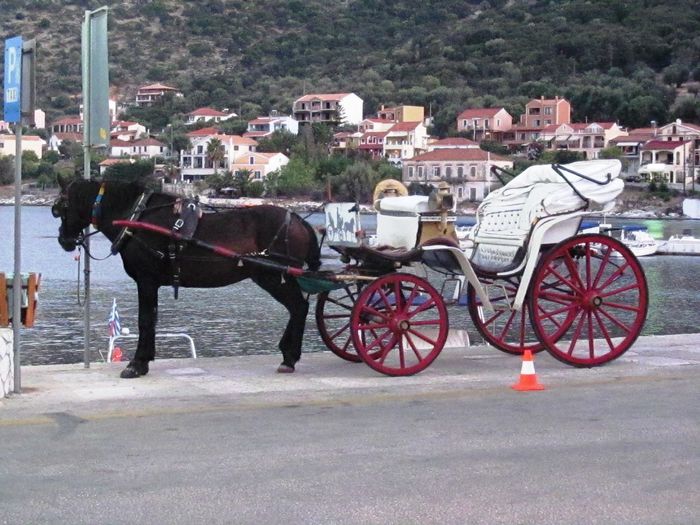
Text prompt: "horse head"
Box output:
[[53, 176, 96, 251]]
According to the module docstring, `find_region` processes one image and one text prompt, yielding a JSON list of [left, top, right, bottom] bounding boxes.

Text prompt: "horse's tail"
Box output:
[[299, 216, 322, 271]]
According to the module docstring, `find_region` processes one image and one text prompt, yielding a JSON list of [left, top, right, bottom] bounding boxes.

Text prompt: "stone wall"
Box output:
[[0, 328, 13, 396]]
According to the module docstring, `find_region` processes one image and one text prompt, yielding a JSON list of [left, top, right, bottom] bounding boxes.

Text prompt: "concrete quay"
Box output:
[[2, 332, 699, 421]]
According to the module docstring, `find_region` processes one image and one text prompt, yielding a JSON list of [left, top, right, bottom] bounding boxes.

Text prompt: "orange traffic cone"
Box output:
[[511, 349, 545, 391]]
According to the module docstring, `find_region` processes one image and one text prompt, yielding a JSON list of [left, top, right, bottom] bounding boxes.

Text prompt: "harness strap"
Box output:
[[91, 183, 106, 227], [111, 191, 153, 255]]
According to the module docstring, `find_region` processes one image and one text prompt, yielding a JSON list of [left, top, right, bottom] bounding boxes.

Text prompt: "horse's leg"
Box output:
[[251, 272, 309, 373], [120, 280, 159, 379]]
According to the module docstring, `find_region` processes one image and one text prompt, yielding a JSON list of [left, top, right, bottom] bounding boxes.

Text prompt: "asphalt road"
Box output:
[[1, 368, 698, 525]]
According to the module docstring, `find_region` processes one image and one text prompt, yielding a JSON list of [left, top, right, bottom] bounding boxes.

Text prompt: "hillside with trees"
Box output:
[[1, 0, 700, 134]]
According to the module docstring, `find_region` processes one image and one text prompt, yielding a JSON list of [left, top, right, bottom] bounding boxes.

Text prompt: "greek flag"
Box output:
[[108, 298, 121, 337]]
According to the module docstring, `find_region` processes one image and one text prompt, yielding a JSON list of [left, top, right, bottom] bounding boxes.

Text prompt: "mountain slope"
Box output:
[[1, 0, 699, 131]]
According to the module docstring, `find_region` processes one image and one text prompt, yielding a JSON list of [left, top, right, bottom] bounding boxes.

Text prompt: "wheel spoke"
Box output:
[[566, 310, 587, 356], [593, 309, 616, 352], [404, 333, 424, 361], [596, 306, 633, 333], [406, 327, 439, 346]]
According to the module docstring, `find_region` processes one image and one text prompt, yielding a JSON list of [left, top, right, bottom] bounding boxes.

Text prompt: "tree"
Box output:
[[0, 155, 13, 184], [103, 159, 155, 182], [256, 130, 299, 155], [206, 137, 225, 175]]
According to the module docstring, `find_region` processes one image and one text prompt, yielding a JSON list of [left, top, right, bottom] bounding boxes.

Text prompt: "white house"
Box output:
[[230, 152, 289, 181], [185, 107, 237, 126], [292, 93, 363, 126], [180, 131, 258, 182], [244, 114, 299, 138], [0, 134, 46, 159], [110, 138, 167, 159], [111, 120, 148, 142]]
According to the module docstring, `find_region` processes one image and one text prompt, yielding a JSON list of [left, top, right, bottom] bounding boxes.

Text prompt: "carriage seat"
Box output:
[[469, 160, 624, 273]]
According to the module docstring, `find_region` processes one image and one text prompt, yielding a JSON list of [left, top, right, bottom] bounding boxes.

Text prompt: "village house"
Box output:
[[109, 137, 167, 159], [229, 152, 289, 181], [111, 120, 148, 142], [0, 134, 46, 159], [500, 97, 572, 150], [185, 107, 237, 126], [402, 139, 512, 202], [456, 107, 513, 142], [609, 127, 658, 176], [639, 139, 694, 187], [383, 121, 429, 166], [292, 93, 363, 126], [376, 105, 425, 124], [244, 112, 299, 138], [135, 83, 183, 107], [179, 129, 258, 182], [538, 122, 628, 159]]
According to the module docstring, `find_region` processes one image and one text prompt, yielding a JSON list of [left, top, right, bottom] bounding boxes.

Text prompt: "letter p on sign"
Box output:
[[4, 36, 23, 123]]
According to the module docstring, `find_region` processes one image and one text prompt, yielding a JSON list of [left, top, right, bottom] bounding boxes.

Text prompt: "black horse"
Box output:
[[53, 177, 321, 378]]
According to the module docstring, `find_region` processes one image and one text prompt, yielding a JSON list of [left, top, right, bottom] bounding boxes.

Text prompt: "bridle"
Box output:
[[53, 181, 110, 260]]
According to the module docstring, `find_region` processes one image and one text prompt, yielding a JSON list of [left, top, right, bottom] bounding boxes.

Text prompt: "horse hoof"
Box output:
[[277, 363, 295, 374], [120, 362, 149, 379]]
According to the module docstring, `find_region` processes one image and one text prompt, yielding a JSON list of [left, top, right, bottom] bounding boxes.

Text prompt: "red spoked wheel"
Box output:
[[351, 273, 449, 376], [529, 234, 648, 367], [467, 276, 546, 355], [316, 283, 364, 362]]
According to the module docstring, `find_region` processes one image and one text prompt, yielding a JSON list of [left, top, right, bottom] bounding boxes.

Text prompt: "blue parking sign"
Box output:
[[4, 36, 23, 123]]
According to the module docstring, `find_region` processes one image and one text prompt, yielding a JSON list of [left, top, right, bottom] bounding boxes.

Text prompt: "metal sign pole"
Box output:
[[81, 6, 109, 367], [82, 12, 92, 368], [12, 118, 22, 392]]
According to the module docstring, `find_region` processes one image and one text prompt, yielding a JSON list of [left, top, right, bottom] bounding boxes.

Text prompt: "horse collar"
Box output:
[[91, 183, 107, 228]]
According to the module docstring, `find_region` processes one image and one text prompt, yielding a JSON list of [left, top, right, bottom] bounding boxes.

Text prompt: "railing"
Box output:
[[106, 333, 197, 363]]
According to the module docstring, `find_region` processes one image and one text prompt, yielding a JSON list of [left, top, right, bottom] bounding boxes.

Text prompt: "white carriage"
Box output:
[[315, 159, 649, 376]]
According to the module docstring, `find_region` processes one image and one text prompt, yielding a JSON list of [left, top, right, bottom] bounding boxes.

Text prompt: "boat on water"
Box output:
[[682, 198, 700, 219], [580, 221, 658, 257], [657, 229, 700, 255]]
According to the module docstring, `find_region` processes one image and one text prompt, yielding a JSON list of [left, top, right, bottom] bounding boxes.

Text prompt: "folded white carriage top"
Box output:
[[476, 159, 624, 237]]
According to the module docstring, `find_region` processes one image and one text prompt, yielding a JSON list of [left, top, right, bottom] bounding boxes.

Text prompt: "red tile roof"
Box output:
[[52, 117, 83, 126], [138, 83, 178, 92], [457, 108, 504, 119], [134, 138, 165, 146], [410, 149, 508, 162], [431, 137, 479, 147], [110, 139, 133, 147], [186, 127, 221, 137], [642, 140, 690, 150], [389, 121, 420, 132], [188, 107, 229, 117], [296, 93, 352, 102]]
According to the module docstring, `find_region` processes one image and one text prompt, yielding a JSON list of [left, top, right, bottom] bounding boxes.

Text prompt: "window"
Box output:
[[484, 119, 490, 129], [408, 166, 414, 179], [445, 166, 452, 178], [433, 166, 441, 178], [417, 166, 424, 178], [249, 156, 255, 164], [470, 166, 476, 178], [254, 171, 262, 179], [458, 187, 463, 198], [457, 166, 464, 178], [234, 145, 239, 151], [544, 107, 552, 115], [196, 145, 203, 154]]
